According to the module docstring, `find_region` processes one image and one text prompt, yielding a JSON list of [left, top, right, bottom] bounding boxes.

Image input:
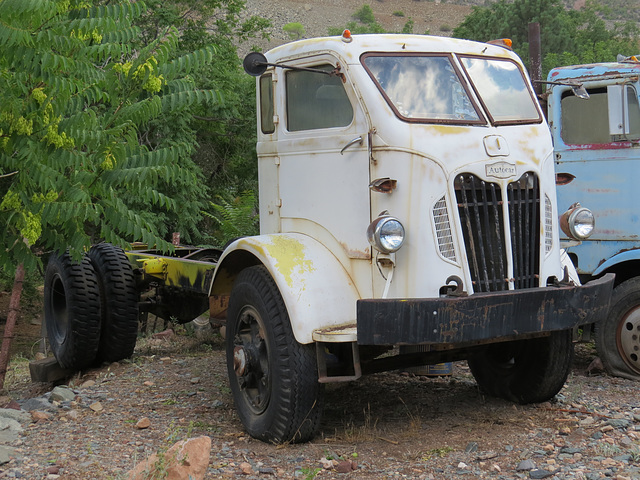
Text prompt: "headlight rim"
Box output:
[[367, 215, 406, 253], [560, 203, 595, 241]]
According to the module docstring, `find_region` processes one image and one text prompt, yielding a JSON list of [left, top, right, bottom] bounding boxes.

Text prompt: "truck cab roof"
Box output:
[[265, 33, 519, 64], [548, 60, 640, 83]]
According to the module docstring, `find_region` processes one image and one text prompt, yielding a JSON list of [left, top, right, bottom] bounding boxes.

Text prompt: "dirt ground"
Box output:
[[3, 295, 640, 479]]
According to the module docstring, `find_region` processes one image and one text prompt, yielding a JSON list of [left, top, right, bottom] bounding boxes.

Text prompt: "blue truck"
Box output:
[[547, 56, 640, 380]]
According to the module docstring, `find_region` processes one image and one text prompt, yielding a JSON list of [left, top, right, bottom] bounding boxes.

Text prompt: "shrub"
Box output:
[[353, 5, 376, 24], [283, 22, 305, 39]]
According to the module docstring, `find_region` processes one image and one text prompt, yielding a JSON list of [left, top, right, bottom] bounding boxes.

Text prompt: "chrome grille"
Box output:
[[455, 172, 540, 293]]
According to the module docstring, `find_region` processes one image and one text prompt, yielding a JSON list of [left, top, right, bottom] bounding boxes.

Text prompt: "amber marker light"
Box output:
[[341, 29, 352, 43], [487, 38, 513, 50]]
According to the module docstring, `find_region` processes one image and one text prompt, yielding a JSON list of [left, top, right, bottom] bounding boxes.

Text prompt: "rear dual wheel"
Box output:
[[44, 244, 139, 370], [88, 243, 139, 363], [44, 253, 101, 370]]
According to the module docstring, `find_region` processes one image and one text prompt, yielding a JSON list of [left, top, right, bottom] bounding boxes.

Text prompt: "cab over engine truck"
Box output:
[[44, 33, 614, 444], [547, 56, 640, 380]]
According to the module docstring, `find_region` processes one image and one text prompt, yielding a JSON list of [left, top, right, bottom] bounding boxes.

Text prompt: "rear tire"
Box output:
[[595, 278, 640, 380], [44, 252, 101, 370], [88, 243, 139, 363], [467, 330, 573, 404], [226, 266, 324, 443]]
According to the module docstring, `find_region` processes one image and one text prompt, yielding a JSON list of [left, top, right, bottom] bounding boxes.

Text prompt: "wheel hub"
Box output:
[[233, 345, 250, 376], [617, 306, 640, 373]]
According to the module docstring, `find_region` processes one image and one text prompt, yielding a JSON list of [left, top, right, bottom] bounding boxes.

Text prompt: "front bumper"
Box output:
[[356, 273, 614, 345]]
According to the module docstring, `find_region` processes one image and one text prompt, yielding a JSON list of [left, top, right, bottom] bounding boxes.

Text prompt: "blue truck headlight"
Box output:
[[560, 203, 595, 240], [367, 214, 405, 253]]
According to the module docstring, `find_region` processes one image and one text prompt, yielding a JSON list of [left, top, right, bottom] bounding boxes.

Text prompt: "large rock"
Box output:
[[0, 408, 30, 424], [127, 436, 211, 480], [50, 386, 76, 403]]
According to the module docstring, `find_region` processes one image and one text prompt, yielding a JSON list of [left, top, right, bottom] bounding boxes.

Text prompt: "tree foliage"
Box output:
[[453, 0, 639, 74], [0, 0, 221, 270], [132, 0, 270, 247]]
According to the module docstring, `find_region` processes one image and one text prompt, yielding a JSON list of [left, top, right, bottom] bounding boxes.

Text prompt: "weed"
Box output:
[[596, 443, 622, 457], [422, 446, 454, 460], [439, 24, 452, 32], [300, 466, 321, 479], [393, 11, 405, 17]]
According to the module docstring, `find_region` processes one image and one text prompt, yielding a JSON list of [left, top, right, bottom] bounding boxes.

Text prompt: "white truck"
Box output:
[[44, 33, 614, 444]]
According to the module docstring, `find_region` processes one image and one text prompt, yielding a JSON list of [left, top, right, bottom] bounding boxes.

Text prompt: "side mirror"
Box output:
[[243, 52, 268, 77]]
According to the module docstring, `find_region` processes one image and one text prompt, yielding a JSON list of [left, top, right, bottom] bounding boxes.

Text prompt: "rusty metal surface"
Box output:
[[356, 274, 614, 345], [126, 248, 219, 295]]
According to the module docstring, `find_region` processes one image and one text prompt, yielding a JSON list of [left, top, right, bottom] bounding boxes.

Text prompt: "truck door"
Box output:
[[273, 55, 372, 261]]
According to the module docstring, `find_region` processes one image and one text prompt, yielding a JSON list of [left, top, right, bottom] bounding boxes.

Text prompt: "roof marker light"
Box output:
[[342, 29, 352, 43], [487, 38, 513, 50]]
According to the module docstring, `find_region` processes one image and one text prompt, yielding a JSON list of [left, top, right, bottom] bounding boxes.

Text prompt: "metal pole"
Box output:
[[529, 22, 542, 96]]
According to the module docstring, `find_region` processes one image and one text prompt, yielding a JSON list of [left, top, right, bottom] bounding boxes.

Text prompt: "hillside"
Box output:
[[240, 0, 639, 54], [241, 0, 474, 53]]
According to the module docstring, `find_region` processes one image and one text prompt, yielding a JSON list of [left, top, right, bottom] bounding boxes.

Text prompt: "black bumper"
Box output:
[[356, 274, 614, 345]]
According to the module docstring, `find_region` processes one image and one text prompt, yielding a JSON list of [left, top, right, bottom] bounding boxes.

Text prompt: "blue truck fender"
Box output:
[[592, 249, 640, 278]]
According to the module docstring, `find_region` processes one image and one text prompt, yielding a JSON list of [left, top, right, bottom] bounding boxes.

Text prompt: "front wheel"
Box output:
[[467, 330, 573, 404], [226, 266, 324, 443], [595, 278, 640, 380]]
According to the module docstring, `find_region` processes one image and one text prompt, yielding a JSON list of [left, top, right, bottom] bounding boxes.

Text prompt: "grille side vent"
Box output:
[[433, 196, 457, 262]]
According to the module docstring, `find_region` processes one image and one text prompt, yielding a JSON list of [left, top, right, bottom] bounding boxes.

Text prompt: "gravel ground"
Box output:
[[3, 329, 640, 480]]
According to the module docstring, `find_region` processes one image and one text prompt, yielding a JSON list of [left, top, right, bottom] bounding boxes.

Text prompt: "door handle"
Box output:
[[340, 136, 363, 155]]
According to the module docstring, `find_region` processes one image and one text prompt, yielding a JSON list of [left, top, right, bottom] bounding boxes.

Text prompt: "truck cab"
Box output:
[[215, 33, 613, 443], [43, 33, 614, 445], [548, 57, 640, 380]]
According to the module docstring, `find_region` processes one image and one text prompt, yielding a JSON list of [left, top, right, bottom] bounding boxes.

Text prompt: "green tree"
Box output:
[[328, 5, 389, 35], [353, 5, 376, 24], [453, 0, 639, 74], [0, 0, 221, 270], [283, 22, 306, 40], [132, 0, 270, 246]]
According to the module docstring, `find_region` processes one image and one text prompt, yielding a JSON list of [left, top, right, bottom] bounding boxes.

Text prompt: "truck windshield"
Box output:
[[362, 53, 540, 125], [459, 56, 541, 124], [362, 54, 483, 124]]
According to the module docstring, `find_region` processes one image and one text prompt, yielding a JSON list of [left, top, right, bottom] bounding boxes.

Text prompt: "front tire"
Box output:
[[44, 252, 101, 370], [226, 266, 324, 443], [88, 243, 139, 363], [467, 330, 573, 404], [595, 278, 640, 380]]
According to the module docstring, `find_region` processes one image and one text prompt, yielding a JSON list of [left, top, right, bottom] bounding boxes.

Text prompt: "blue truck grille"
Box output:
[[455, 172, 540, 292]]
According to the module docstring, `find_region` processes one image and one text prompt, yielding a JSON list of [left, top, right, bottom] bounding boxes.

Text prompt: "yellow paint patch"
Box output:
[[264, 236, 316, 288]]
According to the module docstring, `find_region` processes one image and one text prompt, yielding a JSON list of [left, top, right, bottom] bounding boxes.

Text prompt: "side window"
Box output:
[[561, 89, 609, 144], [260, 74, 274, 134], [285, 64, 353, 131], [561, 85, 640, 144]]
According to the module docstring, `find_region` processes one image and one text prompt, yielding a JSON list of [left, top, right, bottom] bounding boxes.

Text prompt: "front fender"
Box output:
[[593, 249, 640, 277], [212, 233, 361, 344]]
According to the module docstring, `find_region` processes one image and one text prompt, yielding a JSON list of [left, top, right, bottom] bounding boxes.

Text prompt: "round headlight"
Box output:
[[367, 215, 405, 253], [560, 203, 595, 240]]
